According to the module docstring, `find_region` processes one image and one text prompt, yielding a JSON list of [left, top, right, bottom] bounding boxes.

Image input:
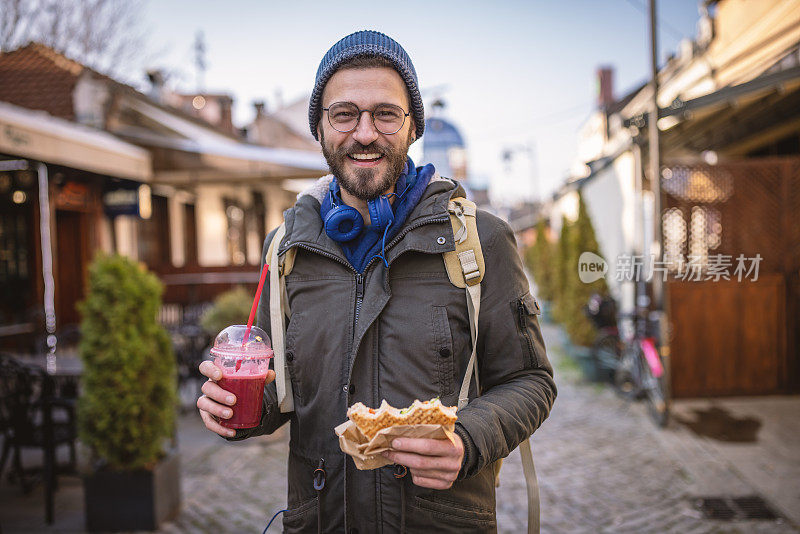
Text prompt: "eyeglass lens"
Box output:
[[327, 102, 406, 134]]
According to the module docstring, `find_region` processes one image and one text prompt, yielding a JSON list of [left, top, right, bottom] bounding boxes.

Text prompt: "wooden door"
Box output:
[[55, 210, 89, 327], [669, 276, 786, 396]]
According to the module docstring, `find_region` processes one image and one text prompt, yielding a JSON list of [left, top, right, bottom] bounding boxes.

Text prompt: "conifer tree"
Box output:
[[526, 219, 556, 303], [552, 215, 572, 324], [564, 193, 609, 346]]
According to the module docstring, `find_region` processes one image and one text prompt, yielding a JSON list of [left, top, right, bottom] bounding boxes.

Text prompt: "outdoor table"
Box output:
[[13, 351, 81, 524]]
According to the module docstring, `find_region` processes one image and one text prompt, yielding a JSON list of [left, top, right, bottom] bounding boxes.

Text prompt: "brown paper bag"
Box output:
[[335, 419, 456, 470]]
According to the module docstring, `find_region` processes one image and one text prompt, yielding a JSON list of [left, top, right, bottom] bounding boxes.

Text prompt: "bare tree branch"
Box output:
[[0, 0, 148, 80]]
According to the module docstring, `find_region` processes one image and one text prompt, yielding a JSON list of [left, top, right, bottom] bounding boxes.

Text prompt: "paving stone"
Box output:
[[2, 321, 797, 533]]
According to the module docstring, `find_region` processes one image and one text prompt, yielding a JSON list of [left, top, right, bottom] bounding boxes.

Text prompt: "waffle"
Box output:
[[347, 398, 458, 440]]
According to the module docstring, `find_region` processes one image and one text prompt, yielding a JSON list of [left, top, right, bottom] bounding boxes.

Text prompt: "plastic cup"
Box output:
[[209, 325, 273, 429]]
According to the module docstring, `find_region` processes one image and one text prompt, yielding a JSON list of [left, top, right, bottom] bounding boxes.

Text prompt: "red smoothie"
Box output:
[[218, 370, 268, 429]]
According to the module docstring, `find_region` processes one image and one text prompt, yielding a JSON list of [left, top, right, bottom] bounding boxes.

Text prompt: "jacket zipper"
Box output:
[[518, 300, 536, 368], [284, 242, 363, 346], [354, 273, 365, 328], [284, 213, 452, 531], [287, 243, 357, 274]]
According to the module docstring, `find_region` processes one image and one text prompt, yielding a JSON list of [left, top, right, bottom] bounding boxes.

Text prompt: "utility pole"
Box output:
[[647, 0, 671, 398], [194, 30, 207, 93], [648, 0, 663, 312]]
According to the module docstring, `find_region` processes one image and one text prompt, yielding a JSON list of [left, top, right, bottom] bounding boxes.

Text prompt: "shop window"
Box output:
[[184, 203, 198, 266], [138, 195, 171, 269], [247, 192, 266, 264], [0, 171, 35, 326], [224, 198, 246, 266]]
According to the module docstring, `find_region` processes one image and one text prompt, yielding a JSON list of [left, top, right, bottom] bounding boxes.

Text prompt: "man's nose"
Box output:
[[351, 110, 380, 145]]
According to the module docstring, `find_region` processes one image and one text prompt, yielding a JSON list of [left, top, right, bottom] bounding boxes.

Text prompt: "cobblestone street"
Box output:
[[160, 322, 799, 534], [3, 322, 798, 533], [495, 326, 798, 534]]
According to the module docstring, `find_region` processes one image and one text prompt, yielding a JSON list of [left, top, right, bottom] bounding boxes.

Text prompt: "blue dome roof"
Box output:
[[423, 118, 464, 149]]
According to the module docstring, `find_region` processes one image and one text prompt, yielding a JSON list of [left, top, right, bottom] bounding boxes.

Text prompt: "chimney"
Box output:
[[219, 95, 234, 134], [146, 69, 166, 103], [254, 100, 266, 117], [596, 66, 614, 110]]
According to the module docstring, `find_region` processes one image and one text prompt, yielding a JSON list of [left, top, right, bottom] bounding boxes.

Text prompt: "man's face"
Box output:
[[319, 67, 415, 201]]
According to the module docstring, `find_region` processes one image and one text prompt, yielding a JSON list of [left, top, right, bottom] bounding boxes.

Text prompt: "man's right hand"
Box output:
[[196, 361, 275, 438]]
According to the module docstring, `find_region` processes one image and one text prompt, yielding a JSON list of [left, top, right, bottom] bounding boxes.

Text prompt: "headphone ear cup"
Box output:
[[368, 196, 395, 233], [324, 204, 364, 242]]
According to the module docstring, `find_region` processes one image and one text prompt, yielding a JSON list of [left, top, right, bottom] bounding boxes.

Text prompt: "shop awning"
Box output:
[[114, 98, 327, 184], [0, 101, 152, 181]]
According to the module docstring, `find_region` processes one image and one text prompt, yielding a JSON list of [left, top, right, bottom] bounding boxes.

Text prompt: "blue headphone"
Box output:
[[324, 180, 399, 242]]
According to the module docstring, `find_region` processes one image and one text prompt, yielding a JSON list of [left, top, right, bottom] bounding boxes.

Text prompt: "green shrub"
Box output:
[[562, 194, 609, 346], [525, 219, 556, 302], [77, 254, 176, 471], [200, 286, 252, 336], [551, 215, 573, 324]]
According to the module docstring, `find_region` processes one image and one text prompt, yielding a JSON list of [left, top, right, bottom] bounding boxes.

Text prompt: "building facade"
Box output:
[[0, 44, 327, 351], [544, 0, 800, 396]]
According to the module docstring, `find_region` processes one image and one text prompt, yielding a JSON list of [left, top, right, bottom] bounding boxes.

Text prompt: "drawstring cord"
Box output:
[[263, 458, 325, 533], [314, 458, 326, 534], [394, 464, 408, 534], [371, 179, 413, 269], [262, 509, 287, 533], [374, 224, 392, 268]]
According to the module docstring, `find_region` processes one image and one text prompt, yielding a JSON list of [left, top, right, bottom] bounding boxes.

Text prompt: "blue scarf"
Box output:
[[320, 157, 435, 273]]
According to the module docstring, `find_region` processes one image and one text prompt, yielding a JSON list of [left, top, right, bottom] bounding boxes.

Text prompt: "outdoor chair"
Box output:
[[0, 354, 78, 524], [162, 304, 212, 410]]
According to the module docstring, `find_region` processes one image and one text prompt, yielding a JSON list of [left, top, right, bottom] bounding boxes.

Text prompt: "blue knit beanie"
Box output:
[[309, 30, 425, 141]]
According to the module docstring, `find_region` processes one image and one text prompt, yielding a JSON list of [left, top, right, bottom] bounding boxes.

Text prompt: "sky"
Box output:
[[139, 0, 701, 205]]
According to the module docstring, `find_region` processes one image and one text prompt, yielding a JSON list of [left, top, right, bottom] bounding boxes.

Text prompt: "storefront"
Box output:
[[0, 101, 151, 352]]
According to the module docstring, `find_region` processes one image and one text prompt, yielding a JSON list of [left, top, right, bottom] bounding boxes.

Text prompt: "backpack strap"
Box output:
[[444, 197, 540, 534], [520, 438, 540, 533], [267, 223, 296, 413], [443, 197, 484, 410]]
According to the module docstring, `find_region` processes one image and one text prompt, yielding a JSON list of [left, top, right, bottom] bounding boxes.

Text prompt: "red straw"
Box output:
[[243, 263, 269, 347]]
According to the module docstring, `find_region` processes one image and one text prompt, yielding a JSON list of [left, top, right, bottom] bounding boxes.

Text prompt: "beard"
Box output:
[[320, 128, 413, 201]]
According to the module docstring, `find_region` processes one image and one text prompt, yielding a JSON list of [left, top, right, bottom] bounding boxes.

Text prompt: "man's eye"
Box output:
[[375, 111, 395, 119]]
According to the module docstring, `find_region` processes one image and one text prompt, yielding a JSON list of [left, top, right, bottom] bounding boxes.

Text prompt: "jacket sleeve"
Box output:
[[226, 227, 292, 441], [453, 213, 557, 478]]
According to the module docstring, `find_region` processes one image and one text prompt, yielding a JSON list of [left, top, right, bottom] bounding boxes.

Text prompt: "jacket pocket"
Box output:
[[511, 292, 543, 369], [432, 305, 455, 396], [282, 494, 318, 533], [412, 496, 496, 532]]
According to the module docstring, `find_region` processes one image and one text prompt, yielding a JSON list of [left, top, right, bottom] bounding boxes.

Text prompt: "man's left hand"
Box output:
[[382, 435, 464, 490]]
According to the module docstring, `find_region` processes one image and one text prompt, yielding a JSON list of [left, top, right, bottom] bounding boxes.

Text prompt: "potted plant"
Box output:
[[78, 254, 180, 532]]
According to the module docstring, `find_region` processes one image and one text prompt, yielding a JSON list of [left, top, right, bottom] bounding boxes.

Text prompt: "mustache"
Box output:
[[341, 142, 388, 155]]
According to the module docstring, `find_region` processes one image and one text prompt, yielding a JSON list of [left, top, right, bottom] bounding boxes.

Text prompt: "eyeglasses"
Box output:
[[322, 101, 410, 135]]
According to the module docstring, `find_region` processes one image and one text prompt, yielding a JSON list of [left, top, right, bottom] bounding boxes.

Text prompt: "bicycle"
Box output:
[[584, 294, 622, 383], [584, 294, 670, 428], [614, 308, 670, 428]]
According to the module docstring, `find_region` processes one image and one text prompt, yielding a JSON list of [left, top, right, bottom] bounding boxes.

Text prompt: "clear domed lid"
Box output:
[[210, 325, 273, 360]]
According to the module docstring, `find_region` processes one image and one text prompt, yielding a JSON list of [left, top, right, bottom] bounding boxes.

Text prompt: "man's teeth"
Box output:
[[349, 153, 382, 160]]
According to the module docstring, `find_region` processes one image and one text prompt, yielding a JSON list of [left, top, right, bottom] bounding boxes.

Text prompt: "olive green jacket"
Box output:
[[231, 174, 556, 533]]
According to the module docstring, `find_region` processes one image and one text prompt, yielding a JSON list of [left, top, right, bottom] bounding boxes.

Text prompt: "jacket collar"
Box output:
[[278, 172, 465, 263]]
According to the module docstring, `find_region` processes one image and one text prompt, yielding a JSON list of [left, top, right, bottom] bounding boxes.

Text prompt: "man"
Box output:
[[197, 30, 556, 533]]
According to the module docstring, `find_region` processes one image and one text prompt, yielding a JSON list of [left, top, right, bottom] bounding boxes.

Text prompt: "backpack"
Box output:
[[266, 197, 540, 533]]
